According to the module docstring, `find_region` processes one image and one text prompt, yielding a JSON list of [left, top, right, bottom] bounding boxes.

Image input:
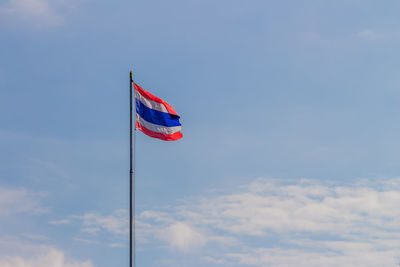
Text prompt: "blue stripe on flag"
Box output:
[[136, 99, 181, 127]]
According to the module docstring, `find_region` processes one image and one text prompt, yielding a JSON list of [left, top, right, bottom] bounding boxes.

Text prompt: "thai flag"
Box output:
[[134, 83, 183, 141]]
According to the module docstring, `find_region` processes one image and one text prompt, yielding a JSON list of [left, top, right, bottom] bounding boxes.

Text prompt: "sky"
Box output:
[[1, 0, 400, 266]]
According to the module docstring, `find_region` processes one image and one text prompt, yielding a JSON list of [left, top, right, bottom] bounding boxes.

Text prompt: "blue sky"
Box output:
[[1, 0, 400, 266]]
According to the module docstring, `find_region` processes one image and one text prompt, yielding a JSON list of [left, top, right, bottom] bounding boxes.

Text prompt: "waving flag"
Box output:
[[134, 83, 182, 141]]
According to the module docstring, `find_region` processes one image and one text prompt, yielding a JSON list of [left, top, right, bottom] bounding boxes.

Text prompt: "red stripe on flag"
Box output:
[[134, 83, 178, 116], [136, 121, 183, 141]]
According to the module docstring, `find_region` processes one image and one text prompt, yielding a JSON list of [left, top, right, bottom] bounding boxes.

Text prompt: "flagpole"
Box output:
[[129, 71, 136, 267]]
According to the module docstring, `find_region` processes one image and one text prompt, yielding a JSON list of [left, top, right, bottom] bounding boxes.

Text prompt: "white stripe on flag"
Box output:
[[136, 114, 182, 135], [135, 90, 169, 114]]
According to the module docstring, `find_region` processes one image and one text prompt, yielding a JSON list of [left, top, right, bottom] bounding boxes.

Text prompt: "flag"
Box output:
[[134, 83, 183, 141]]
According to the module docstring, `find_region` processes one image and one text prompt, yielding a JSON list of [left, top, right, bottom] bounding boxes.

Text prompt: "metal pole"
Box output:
[[129, 71, 136, 267]]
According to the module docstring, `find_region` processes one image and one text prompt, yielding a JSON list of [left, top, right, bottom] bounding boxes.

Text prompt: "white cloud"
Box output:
[[159, 222, 206, 252], [0, 186, 47, 215], [21, 233, 49, 241], [72, 237, 99, 244], [80, 227, 101, 235], [0, 0, 76, 27], [140, 210, 174, 223], [223, 245, 400, 267], [49, 219, 71, 225], [355, 29, 384, 40], [47, 210, 128, 247], [74, 209, 128, 235], [137, 177, 400, 266], [108, 243, 124, 248], [0, 237, 94, 267], [54, 177, 400, 265], [169, 178, 400, 237], [0, 187, 90, 265], [0, 248, 94, 267]]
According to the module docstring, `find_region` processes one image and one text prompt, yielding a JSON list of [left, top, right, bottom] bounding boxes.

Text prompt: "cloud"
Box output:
[[72, 237, 99, 245], [21, 233, 49, 241], [108, 243, 124, 248], [74, 209, 128, 236], [221, 245, 400, 267], [53, 177, 400, 265], [49, 219, 71, 225], [0, 186, 48, 215], [0, 0, 75, 27], [47, 210, 128, 246], [136, 177, 400, 266], [0, 187, 91, 266], [0, 237, 94, 267], [355, 29, 384, 40], [0, 249, 94, 267], [168, 178, 400, 237], [159, 222, 206, 252]]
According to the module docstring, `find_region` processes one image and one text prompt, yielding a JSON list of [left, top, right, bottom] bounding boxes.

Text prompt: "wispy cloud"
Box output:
[[108, 243, 124, 248], [48, 210, 128, 246], [74, 209, 128, 235], [0, 0, 76, 27], [0, 237, 94, 267], [0, 249, 93, 267], [355, 29, 384, 40], [49, 219, 71, 225], [21, 233, 49, 241], [53, 177, 400, 265], [137, 177, 400, 266], [0, 186, 48, 215], [72, 237, 99, 245]]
